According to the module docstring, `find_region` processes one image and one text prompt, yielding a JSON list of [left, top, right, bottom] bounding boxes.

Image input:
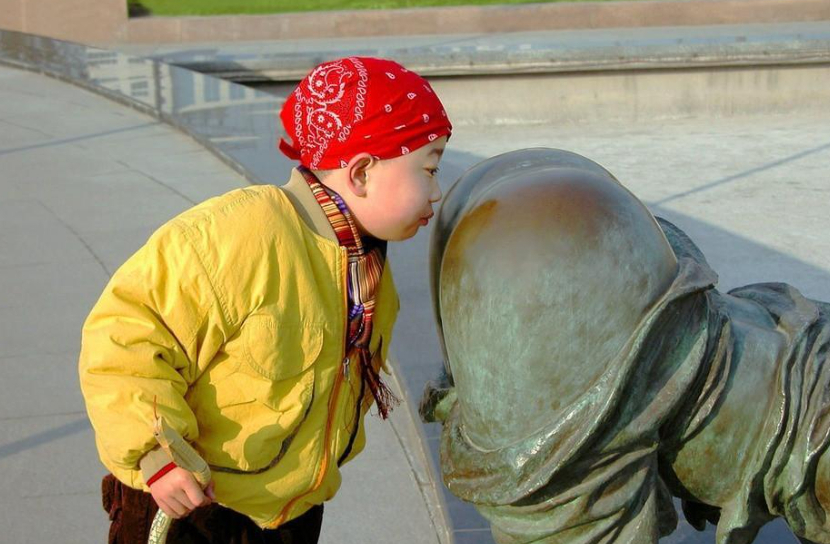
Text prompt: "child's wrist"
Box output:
[[140, 446, 176, 486], [146, 462, 177, 487]]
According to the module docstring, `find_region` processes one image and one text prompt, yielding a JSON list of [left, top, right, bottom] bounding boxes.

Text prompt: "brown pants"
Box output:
[[102, 475, 324, 544]]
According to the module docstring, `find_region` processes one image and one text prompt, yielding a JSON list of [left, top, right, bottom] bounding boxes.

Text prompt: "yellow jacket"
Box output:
[[78, 170, 399, 528]]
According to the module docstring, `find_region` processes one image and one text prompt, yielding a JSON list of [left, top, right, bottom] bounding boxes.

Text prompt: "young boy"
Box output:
[[79, 56, 451, 544]]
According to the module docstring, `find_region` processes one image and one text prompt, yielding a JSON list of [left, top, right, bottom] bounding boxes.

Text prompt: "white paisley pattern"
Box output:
[[293, 57, 370, 169], [281, 56, 451, 169]]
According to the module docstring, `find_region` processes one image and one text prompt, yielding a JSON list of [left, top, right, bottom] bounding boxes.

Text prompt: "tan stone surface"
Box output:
[[179, 16, 250, 43], [126, 17, 182, 44], [0, 0, 24, 32], [0, 0, 125, 42], [227, 15, 302, 41], [28, 0, 125, 42]]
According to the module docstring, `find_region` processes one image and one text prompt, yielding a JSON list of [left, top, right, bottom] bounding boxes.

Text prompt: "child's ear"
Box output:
[[346, 153, 376, 197]]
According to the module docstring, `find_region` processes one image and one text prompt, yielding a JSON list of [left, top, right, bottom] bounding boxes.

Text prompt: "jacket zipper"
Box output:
[[338, 371, 365, 466], [271, 247, 350, 527]]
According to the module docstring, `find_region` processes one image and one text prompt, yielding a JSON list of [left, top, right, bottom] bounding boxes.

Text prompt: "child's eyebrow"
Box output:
[[429, 148, 445, 157]]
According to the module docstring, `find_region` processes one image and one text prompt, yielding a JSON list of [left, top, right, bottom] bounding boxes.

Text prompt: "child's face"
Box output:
[[355, 136, 447, 241]]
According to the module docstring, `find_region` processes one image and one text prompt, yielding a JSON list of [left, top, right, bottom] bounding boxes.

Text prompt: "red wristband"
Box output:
[[146, 461, 177, 487]]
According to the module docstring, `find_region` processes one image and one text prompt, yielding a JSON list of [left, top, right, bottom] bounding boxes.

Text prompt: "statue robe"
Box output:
[[424, 219, 830, 544]]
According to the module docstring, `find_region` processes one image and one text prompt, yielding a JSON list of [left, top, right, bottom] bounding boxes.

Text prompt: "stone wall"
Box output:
[[0, 0, 828, 46], [122, 0, 830, 44], [0, 0, 126, 43]]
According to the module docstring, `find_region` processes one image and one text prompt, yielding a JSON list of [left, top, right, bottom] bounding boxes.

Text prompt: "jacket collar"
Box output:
[[280, 168, 338, 243]]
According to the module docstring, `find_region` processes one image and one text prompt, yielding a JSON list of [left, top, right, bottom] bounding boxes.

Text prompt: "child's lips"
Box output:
[[419, 212, 434, 226]]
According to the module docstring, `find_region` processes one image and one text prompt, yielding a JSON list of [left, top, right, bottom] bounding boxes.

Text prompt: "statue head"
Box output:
[[434, 149, 678, 450]]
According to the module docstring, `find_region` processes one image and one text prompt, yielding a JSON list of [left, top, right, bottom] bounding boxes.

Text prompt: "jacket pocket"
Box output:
[[242, 315, 323, 381], [241, 314, 322, 415], [202, 315, 324, 473]]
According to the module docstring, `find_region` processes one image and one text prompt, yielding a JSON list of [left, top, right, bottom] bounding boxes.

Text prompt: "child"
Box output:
[[79, 56, 452, 544]]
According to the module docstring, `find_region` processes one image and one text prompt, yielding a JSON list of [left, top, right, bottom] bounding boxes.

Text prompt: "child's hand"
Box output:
[[149, 467, 215, 518]]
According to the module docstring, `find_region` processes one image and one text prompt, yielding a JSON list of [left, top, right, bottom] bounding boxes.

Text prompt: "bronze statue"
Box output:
[[421, 149, 830, 544]]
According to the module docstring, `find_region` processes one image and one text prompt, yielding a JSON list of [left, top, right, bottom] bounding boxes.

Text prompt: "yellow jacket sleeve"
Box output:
[[79, 218, 230, 483]]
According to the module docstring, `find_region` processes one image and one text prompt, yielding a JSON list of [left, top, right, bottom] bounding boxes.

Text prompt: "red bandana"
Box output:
[[279, 57, 452, 170]]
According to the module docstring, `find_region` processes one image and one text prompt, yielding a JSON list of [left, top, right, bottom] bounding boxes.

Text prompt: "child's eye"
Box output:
[[426, 167, 440, 177]]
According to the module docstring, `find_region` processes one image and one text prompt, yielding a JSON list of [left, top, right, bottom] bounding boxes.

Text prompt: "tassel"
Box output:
[[358, 348, 400, 419]]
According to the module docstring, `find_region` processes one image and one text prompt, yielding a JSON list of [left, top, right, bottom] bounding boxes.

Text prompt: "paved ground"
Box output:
[[0, 65, 441, 544]]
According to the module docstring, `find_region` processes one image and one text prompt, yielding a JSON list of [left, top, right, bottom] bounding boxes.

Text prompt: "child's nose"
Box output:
[[429, 179, 442, 203]]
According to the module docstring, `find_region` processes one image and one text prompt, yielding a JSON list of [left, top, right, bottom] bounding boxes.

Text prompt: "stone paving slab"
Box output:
[[0, 65, 441, 544]]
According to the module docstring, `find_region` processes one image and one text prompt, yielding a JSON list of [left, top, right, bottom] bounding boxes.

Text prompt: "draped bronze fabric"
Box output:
[[423, 149, 830, 544]]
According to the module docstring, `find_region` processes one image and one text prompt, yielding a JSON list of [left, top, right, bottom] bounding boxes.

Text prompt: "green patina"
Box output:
[[421, 149, 830, 544]]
